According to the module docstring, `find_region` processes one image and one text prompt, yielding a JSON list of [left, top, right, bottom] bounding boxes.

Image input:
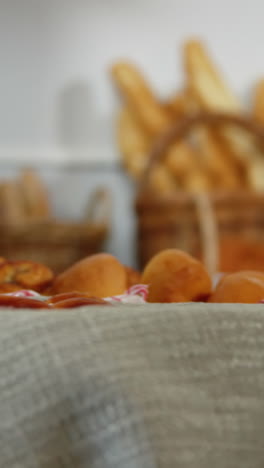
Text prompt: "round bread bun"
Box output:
[[142, 248, 212, 303], [209, 270, 264, 303], [51, 253, 127, 298]]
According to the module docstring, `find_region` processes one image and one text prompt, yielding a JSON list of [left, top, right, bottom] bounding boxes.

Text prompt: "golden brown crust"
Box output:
[[111, 61, 170, 136], [183, 39, 241, 112], [117, 107, 151, 179], [164, 141, 198, 183], [209, 270, 264, 303], [163, 89, 194, 120], [51, 253, 127, 297], [195, 128, 246, 189], [0, 260, 54, 292], [142, 248, 212, 303], [148, 165, 179, 195]]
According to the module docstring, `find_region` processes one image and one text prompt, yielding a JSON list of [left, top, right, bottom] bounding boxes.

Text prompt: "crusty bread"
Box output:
[[142, 248, 212, 303], [111, 61, 170, 136], [51, 253, 127, 297], [209, 270, 264, 303]]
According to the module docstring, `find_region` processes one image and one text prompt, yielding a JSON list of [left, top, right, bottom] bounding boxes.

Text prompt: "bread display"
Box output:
[[110, 38, 264, 193], [0, 169, 109, 273], [111, 39, 264, 274], [0, 250, 262, 307]]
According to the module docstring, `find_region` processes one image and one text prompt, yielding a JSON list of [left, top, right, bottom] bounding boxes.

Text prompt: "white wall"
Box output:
[[1, 0, 264, 164]]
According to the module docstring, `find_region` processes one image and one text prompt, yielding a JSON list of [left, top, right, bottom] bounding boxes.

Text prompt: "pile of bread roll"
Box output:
[[0, 250, 263, 305]]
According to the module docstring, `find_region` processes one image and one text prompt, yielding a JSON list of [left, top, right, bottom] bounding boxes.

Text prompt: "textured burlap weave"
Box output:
[[0, 303, 264, 467]]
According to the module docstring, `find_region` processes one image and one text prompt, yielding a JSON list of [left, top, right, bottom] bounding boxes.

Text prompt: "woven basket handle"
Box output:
[[143, 111, 264, 181], [142, 111, 264, 276], [84, 188, 111, 227]]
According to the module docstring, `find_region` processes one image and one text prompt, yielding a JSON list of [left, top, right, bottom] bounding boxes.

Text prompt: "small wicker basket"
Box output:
[[135, 112, 264, 275], [0, 188, 110, 273]]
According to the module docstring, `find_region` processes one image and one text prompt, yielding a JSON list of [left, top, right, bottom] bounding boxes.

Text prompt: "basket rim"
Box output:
[[0, 220, 109, 245], [135, 189, 264, 209]]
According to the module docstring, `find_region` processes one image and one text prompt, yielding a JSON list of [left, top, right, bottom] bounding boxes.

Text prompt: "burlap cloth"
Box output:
[[1, 303, 264, 467]]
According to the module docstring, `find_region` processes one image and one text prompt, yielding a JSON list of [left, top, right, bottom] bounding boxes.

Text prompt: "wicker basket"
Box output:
[[135, 112, 264, 275], [0, 188, 110, 273]]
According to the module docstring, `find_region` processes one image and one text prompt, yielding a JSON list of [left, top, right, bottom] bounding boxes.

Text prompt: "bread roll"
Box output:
[[142, 248, 212, 303], [209, 270, 264, 303], [51, 253, 127, 297]]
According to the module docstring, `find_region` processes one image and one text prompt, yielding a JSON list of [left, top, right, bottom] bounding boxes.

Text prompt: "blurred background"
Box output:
[[1, 0, 264, 270]]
